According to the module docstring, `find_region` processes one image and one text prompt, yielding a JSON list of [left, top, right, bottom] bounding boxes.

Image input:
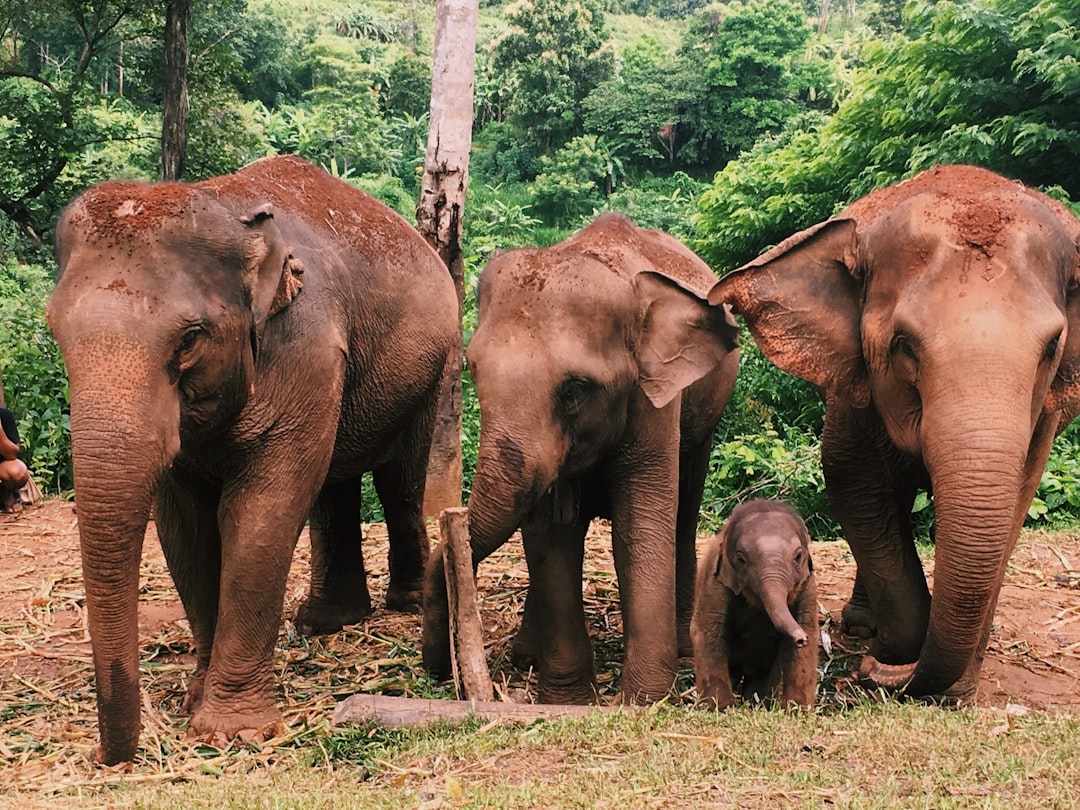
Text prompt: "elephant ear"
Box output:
[[708, 218, 871, 408], [239, 204, 305, 335], [633, 271, 740, 409], [715, 523, 741, 595], [1047, 239, 1080, 421]]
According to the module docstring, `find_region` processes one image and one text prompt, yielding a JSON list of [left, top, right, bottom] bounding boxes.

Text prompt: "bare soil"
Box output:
[[1, 499, 1079, 781]]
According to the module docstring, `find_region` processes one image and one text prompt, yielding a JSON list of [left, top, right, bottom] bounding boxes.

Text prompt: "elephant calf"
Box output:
[[48, 155, 457, 765], [691, 499, 819, 709]]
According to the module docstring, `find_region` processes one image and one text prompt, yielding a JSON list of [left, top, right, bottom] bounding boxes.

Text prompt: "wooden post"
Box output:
[[440, 507, 494, 702]]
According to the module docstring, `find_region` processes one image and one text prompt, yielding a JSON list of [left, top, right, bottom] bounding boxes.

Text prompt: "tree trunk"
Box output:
[[417, 0, 478, 517], [160, 0, 190, 181]]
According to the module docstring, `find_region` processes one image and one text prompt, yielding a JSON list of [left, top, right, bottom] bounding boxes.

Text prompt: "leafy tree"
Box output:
[[694, 0, 1080, 270], [583, 34, 681, 174], [490, 0, 614, 153], [672, 0, 826, 176], [379, 52, 431, 120], [0, 0, 160, 243], [529, 134, 624, 222]]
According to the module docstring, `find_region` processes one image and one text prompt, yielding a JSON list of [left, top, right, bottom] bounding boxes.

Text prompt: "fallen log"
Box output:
[[332, 693, 620, 728]]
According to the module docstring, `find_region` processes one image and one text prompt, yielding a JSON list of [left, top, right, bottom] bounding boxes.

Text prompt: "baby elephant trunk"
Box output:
[[760, 582, 808, 647]]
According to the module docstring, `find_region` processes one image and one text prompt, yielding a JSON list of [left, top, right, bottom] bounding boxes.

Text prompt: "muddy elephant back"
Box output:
[[205, 155, 447, 282], [560, 213, 719, 297], [839, 164, 1057, 235]]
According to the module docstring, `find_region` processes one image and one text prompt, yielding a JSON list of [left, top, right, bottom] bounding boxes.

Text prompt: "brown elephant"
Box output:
[[46, 155, 457, 765], [422, 213, 740, 704], [708, 164, 1080, 700], [691, 499, 818, 709]]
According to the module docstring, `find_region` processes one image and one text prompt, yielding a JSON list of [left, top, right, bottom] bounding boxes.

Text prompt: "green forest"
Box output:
[[2, 0, 1080, 532]]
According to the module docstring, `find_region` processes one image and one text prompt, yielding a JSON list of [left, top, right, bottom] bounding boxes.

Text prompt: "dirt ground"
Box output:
[[1, 499, 1080, 783]]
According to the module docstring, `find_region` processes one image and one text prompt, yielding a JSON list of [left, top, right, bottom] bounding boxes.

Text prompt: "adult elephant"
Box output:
[[47, 155, 457, 765], [422, 214, 740, 704], [708, 165, 1080, 700]]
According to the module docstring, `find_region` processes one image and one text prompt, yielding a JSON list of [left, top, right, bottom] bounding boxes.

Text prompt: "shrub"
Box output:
[[0, 257, 71, 494]]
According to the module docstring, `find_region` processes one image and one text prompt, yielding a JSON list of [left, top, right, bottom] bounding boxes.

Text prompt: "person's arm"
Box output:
[[0, 409, 20, 461]]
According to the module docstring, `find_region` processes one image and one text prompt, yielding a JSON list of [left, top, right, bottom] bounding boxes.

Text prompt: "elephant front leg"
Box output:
[[188, 499, 307, 744], [822, 404, 929, 665], [521, 512, 596, 704], [296, 477, 371, 635], [690, 594, 736, 709], [676, 438, 712, 657], [154, 465, 222, 715]]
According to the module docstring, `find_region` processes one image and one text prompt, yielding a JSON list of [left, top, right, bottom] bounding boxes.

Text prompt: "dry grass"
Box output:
[[2, 501, 1080, 807]]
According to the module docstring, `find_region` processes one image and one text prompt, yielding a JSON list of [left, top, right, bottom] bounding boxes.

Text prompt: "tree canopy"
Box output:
[[693, 0, 1080, 270]]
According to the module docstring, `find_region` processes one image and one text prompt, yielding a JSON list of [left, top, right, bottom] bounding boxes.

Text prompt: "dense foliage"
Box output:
[[2, 0, 1080, 530]]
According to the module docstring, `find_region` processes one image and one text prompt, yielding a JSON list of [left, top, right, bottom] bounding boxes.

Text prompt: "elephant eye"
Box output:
[[794, 549, 804, 567], [1045, 332, 1062, 362], [891, 334, 917, 362], [178, 327, 202, 353], [558, 377, 594, 416], [735, 549, 749, 568]]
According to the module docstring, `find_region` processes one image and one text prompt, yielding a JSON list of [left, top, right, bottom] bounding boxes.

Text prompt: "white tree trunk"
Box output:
[[418, 0, 478, 516]]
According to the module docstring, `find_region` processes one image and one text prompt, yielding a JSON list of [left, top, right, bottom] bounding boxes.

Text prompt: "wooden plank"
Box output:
[[332, 694, 612, 728]]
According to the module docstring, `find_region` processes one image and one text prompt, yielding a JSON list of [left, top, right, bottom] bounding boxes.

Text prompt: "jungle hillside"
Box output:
[[2, 0, 1079, 532]]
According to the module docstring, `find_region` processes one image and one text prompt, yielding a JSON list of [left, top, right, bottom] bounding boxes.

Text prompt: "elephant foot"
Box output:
[[841, 598, 876, 639], [294, 595, 372, 636], [188, 702, 285, 748], [384, 583, 423, 614], [510, 621, 540, 671], [538, 678, 598, 705], [180, 667, 208, 715]]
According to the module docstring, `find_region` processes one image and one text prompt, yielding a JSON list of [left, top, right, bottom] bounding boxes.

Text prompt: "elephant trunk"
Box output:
[[866, 397, 1031, 698], [66, 344, 180, 764], [421, 427, 555, 677], [759, 578, 808, 647]]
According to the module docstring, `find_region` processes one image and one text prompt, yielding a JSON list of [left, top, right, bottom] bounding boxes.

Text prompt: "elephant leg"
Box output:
[[780, 578, 820, 709], [373, 413, 435, 613], [822, 405, 928, 665], [609, 411, 680, 703], [189, 489, 309, 743], [295, 477, 370, 635], [840, 570, 874, 638], [521, 510, 595, 704], [510, 584, 541, 671], [676, 438, 711, 657], [153, 463, 221, 714]]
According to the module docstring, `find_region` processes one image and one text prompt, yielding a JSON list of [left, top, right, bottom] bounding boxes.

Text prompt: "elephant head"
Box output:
[[715, 500, 813, 647], [709, 165, 1080, 698], [463, 253, 733, 562], [46, 183, 302, 765]]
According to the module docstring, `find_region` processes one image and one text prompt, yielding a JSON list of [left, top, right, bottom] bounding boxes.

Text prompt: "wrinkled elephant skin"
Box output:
[[47, 156, 457, 765], [709, 165, 1080, 700], [691, 499, 819, 709], [422, 213, 740, 704]]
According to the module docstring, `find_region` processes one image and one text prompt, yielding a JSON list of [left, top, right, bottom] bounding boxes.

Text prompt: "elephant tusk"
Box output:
[[858, 655, 917, 691]]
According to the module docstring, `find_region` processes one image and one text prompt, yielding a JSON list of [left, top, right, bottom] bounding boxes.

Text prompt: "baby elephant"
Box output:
[[692, 499, 819, 709]]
